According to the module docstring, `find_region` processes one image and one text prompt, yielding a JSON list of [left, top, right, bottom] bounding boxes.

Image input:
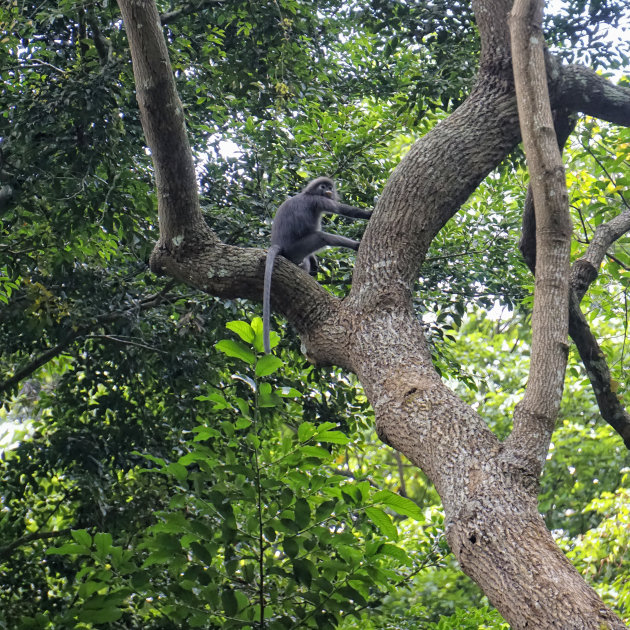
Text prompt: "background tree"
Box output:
[[1, 0, 629, 628]]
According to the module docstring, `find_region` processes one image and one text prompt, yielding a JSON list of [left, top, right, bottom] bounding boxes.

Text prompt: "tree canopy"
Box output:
[[1, 0, 630, 628]]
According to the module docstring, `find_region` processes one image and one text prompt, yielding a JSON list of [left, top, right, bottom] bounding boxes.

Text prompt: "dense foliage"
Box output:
[[1, 0, 629, 627]]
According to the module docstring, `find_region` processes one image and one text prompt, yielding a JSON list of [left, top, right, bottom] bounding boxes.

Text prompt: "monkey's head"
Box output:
[[303, 177, 336, 199]]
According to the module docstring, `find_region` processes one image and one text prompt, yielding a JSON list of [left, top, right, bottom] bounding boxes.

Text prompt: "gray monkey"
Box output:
[[263, 177, 372, 353]]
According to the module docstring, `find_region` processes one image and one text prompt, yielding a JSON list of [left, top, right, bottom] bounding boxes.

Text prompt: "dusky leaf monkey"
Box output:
[[263, 177, 372, 353]]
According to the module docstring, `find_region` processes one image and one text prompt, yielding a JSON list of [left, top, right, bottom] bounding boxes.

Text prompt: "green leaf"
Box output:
[[250, 316, 267, 352], [365, 507, 398, 540], [315, 500, 337, 521], [190, 541, 213, 565], [292, 558, 315, 587], [195, 392, 231, 409], [215, 339, 255, 364], [235, 417, 252, 429], [71, 529, 92, 548], [255, 354, 283, 377], [167, 462, 189, 482], [373, 490, 423, 520], [135, 452, 166, 467], [258, 391, 282, 408], [222, 587, 238, 615], [294, 497, 311, 529], [338, 584, 368, 606], [298, 421, 317, 442], [315, 422, 337, 433], [79, 579, 107, 599], [47, 543, 88, 556], [142, 550, 173, 567], [78, 607, 123, 623], [94, 532, 113, 558], [283, 537, 299, 558], [300, 445, 332, 460], [277, 387, 302, 397], [226, 320, 255, 343], [317, 430, 350, 445], [233, 397, 250, 417], [376, 543, 410, 564]]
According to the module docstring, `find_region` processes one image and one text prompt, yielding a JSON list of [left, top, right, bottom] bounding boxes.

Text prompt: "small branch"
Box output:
[[0, 283, 177, 395], [567, 210, 630, 448], [160, 0, 224, 25], [0, 528, 73, 560], [574, 203, 590, 244], [518, 100, 630, 448], [332, 468, 381, 489], [572, 209, 630, 299], [15, 60, 67, 74], [580, 142, 630, 212], [394, 452, 408, 498], [85, 334, 168, 353], [87, 14, 113, 66], [1, 330, 83, 396], [606, 251, 630, 272], [568, 294, 630, 448]]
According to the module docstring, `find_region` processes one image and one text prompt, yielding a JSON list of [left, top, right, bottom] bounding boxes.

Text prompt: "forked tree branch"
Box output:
[[569, 209, 630, 448], [519, 119, 630, 448]]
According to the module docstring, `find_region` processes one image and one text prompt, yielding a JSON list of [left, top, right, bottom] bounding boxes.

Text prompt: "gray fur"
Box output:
[[263, 177, 372, 353]]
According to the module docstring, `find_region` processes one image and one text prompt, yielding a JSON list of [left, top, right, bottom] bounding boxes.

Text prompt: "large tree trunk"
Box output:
[[117, 0, 630, 626]]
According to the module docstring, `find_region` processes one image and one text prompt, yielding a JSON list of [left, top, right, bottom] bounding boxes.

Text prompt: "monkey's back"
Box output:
[[271, 194, 323, 247]]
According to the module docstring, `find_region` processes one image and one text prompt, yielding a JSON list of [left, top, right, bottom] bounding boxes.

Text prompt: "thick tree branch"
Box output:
[[353, 53, 521, 299], [573, 209, 630, 296], [508, 0, 571, 471], [474, 0, 513, 68], [555, 63, 630, 126], [518, 109, 577, 272], [117, 0, 207, 240], [570, 209, 630, 448]]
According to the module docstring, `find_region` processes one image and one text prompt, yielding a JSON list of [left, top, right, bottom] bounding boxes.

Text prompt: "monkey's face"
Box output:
[[303, 177, 336, 198], [317, 182, 334, 198]]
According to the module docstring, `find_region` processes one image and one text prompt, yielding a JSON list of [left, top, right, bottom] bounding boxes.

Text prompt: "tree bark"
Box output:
[[508, 0, 571, 468]]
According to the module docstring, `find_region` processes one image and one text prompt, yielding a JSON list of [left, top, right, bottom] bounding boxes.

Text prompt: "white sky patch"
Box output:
[[219, 139, 241, 159]]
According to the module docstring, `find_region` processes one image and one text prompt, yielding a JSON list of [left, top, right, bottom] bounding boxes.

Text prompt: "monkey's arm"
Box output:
[[325, 200, 372, 220]]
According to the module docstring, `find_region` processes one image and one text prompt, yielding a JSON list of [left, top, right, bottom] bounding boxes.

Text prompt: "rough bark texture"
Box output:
[[117, 0, 630, 626]]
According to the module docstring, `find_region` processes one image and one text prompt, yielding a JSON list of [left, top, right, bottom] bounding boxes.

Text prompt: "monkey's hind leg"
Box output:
[[283, 232, 359, 264], [300, 255, 319, 276]]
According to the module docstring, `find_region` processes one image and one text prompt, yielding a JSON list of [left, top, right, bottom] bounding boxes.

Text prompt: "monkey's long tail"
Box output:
[[263, 245, 280, 354]]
